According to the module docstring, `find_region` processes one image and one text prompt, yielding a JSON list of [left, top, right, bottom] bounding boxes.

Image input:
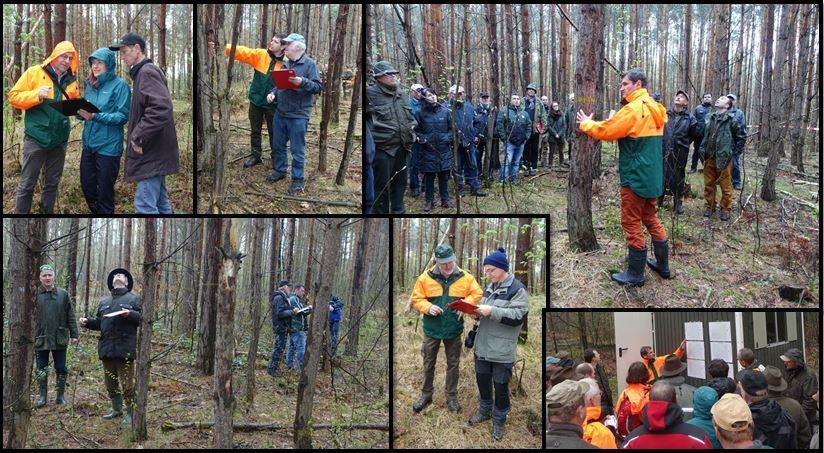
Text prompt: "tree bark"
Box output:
[[318, 4, 350, 172], [158, 4, 167, 74], [344, 218, 370, 357], [244, 219, 264, 409], [214, 219, 241, 448], [335, 24, 362, 186], [294, 219, 344, 449], [520, 4, 531, 87], [133, 219, 158, 442], [3, 218, 47, 448], [196, 218, 222, 375], [567, 4, 603, 253]]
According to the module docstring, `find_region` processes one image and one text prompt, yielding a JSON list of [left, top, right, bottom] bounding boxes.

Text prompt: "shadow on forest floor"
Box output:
[[550, 141, 820, 308], [392, 291, 544, 449], [2, 101, 194, 214], [22, 328, 388, 449], [196, 95, 362, 214]]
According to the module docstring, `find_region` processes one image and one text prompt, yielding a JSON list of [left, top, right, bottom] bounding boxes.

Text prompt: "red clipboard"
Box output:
[[270, 69, 297, 89], [447, 299, 478, 315]]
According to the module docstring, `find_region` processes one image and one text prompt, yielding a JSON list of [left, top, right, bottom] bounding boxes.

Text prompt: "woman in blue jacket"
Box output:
[[77, 47, 130, 214], [414, 88, 454, 212]]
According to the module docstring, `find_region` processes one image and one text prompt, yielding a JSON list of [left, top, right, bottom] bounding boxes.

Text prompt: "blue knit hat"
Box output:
[[483, 247, 509, 272]]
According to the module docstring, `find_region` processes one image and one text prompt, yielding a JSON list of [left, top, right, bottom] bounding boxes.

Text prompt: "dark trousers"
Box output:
[[731, 151, 742, 186], [690, 135, 705, 170], [36, 349, 68, 374], [409, 143, 422, 191], [16, 136, 67, 214], [372, 146, 407, 214], [457, 143, 480, 192], [249, 103, 275, 159], [80, 149, 120, 214], [548, 141, 565, 166], [664, 146, 690, 199], [421, 334, 462, 400], [423, 171, 450, 204], [268, 331, 288, 373], [523, 132, 541, 170], [475, 357, 513, 425]]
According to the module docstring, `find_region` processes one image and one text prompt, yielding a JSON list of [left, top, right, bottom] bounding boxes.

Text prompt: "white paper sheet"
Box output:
[[687, 340, 705, 360], [709, 321, 731, 342], [685, 322, 703, 341], [710, 341, 733, 363], [727, 362, 734, 379], [687, 359, 706, 379]]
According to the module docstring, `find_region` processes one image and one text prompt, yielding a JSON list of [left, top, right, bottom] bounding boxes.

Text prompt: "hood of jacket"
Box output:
[[43, 40, 79, 77], [641, 400, 684, 432], [691, 386, 719, 419], [88, 47, 118, 85]]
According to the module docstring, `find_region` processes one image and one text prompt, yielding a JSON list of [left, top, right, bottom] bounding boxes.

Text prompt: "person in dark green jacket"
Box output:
[[34, 264, 78, 407], [546, 102, 567, 167], [77, 48, 131, 214], [698, 96, 742, 221]]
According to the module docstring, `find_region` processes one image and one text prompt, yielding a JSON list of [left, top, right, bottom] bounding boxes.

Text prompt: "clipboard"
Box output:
[[270, 69, 297, 90], [295, 306, 312, 314], [447, 299, 478, 315], [47, 98, 101, 116]]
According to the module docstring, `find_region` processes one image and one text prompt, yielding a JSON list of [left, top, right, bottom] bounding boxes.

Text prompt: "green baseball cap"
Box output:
[[434, 244, 456, 264], [39, 264, 55, 274], [373, 60, 399, 78]]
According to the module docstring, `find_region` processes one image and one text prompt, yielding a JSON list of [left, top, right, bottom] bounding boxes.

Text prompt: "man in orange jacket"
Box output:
[[8, 41, 79, 214], [576, 68, 670, 287], [640, 339, 686, 384]]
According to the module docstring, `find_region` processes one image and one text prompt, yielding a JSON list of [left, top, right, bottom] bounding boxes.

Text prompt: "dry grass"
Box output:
[[19, 329, 388, 449], [3, 101, 193, 214], [196, 93, 362, 214], [392, 290, 543, 449], [550, 142, 820, 308]]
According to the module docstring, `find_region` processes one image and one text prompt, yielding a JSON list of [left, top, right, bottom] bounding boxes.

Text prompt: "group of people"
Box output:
[[8, 33, 180, 214], [364, 60, 577, 214], [410, 244, 530, 441], [266, 279, 345, 377], [546, 342, 819, 449], [575, 67, 750, 288], [210, 32, 323, 196], [33, 264, 142, 424]]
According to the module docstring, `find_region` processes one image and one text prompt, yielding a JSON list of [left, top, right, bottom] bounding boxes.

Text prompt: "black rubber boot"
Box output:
[[611, 246, 647, 287], [646, 239, 672, 279], [243, 155, 262, 168], [674, 197, 684, 215], [55, 373, 67, 404], [468, 407, 492, 425], [36, 371, 48, 407], [102, 395, 124, 419], [492, 422, 505, 441]]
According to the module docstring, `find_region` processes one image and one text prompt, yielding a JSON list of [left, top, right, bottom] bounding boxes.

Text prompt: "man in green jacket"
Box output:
[[698, 96, 742, 221], [285, 285, 313, 372], [34, 264, 78, 407], [522, 83, 548, 176], [366, 61, 417, 214]]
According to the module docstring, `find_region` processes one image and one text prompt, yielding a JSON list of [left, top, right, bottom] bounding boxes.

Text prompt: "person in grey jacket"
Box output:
[[265, 33, 323, 195], [658, 353, 696, 421], [467, 247, 530, 441]]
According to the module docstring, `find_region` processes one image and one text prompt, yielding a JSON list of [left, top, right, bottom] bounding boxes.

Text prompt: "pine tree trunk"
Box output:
[[214, 219, 241, 448], [196, 218, 222, 375], [133, 219, 158, 442]]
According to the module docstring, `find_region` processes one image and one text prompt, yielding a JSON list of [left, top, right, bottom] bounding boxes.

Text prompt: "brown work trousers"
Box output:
[[420, 334, 462, 401], [102, 358, 135, 407]]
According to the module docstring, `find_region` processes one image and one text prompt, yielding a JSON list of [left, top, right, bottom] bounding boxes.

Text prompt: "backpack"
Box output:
[[616, 395, 642, 440]]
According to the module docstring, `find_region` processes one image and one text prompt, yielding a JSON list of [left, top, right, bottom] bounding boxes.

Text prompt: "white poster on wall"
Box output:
[[685, 322, 703, 341], [710, 341, 733, 363], [688, 358, 706, 379], [687, 340, 705, 360], [709, 321, 731, 342]]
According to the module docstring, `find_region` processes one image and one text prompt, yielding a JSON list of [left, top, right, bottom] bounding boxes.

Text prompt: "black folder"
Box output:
[[46, 98, 101, 116]]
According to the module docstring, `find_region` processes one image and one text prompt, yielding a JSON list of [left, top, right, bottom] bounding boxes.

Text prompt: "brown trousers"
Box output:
[[420, 334, 462, 400], [102, 358, 135, 407], [703, 158, 733, 213]]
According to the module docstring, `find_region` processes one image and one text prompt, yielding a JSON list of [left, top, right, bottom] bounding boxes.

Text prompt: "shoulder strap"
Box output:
[[43, 66, 72, 101]]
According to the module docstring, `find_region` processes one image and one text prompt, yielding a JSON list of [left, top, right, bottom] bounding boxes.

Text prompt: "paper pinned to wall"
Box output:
[[710, 341, 733, 363], [687, 340, 705, 360], [726, 362, 734, 379], [688, 359, 706, 379], [709, 321, 731, 342], [685, 322, 703, 341]]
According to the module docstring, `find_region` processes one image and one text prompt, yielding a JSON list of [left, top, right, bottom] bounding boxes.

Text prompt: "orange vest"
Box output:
[[582, 406, 617, 449], [616, 383, 650, 415]]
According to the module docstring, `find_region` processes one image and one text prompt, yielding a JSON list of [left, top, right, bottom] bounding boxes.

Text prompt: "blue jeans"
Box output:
[[286, 331, 306, 370], [80, 149, 120, 214], [36, 349, 68, 374], [329, 320, 340, 357], [268, 331, 288, 374], [500, 142, 524, 182], [135, 175, 172, 214], [272, 112, 308, 182], [457, 143, 480, 192], [731, 152, 741, 187], [409, 143, 422, 191]]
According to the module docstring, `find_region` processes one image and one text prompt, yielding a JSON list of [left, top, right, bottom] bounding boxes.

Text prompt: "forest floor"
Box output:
[[550, 139, 820, 308], [2, 100, 194, 214], [20, 326, 388, 449], [196, 86, 362, 214], [392, 290, 544, 449], [402, 160, 562, 214]]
